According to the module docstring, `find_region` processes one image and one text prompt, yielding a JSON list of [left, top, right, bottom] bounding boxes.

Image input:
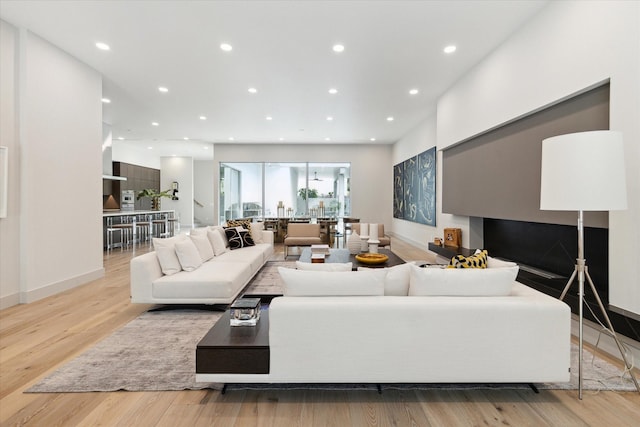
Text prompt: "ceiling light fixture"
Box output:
[[220, 43, 233, 52], [444, 45, 457, 54], [409, 89, 419, 95], [158, 86, 169, 93], [248, 87, 257, 94], [332, 44, 345, 53], [101, 98, 111, 103], [326, 116, 333, 121], [370, 138, 376, 142], [325, 137, 331, 141], [151, 122, 159, 126], [266, 116, 273, 121], [228, 137, 234, 141], [328, 88, 338, 94], [183, 137, 189, 140], [117, 137, 124, 140], [199, 116, 207, 120], [386, 116, 394, 122], [279, 137, 284, 141], [147, 146, 153, 150], [95, 42, 110, 51]]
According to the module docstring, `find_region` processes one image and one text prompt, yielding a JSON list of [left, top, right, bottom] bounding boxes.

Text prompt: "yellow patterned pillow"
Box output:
[[226, 219, 252, 235], [448, 250, 488, 269]]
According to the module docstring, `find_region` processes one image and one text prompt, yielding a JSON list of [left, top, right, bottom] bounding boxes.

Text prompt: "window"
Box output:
[[219, 162, 350, 221]]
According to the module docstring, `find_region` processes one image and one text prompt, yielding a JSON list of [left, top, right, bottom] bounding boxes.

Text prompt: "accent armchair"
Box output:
[[283, 223, 323, 257]]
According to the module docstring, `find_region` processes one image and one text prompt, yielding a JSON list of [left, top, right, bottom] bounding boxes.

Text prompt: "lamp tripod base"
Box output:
[[560, 262, 640, 399]]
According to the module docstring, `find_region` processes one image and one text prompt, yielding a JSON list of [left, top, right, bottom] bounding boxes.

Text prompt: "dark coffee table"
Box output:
[[299, 248, 405, 269], [196, 308, 269, 376]]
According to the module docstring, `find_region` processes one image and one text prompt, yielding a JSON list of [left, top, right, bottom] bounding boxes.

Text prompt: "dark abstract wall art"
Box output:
[[393, 147, 436, 226]]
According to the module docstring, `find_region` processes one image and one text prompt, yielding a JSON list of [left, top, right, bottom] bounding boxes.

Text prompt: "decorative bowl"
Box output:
[[355, 253, 389, 265]]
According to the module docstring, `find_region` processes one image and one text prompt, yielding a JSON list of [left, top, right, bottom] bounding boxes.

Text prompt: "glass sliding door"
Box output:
[[219, 162, 263, 223]]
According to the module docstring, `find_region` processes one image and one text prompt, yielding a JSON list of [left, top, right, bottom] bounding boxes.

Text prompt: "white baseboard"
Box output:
[[19, 268, 105, 304], [573, 315, 640, 369], [0, 292, 20, 310]]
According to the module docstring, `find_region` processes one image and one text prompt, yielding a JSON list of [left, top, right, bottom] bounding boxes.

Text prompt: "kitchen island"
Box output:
[[103, 210, 175, 250]]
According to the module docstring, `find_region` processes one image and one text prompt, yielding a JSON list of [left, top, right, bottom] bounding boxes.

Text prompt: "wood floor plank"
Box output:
[[1, 237, 639, 426]]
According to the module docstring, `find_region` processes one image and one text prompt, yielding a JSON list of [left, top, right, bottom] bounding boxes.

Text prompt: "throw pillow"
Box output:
[[207, 229, 227, 256], [408, 264, 518, 296], [249, 221, 265, 244], [295, 261, 353, 271], [174, 238, 203, 272], [190, 233, 214, 262], [155, 246, 182, 276], [278, 267, 386, 296], [224, 226, 255, 250], [209, 225, 229, 248], [358, 262, 411, 296], [448, 250, 488, 269], [226, 219, 253, 236]]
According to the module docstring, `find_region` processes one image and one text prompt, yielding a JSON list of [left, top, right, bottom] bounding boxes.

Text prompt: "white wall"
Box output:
[[112, 141, 161, 169], [0, 24, 104, 308], [194, 160, 215, 226], [0, 20, 21, 308], [436, 1, 640, 315], [160, 157, 193, 230], [213, 144, 393, 227]]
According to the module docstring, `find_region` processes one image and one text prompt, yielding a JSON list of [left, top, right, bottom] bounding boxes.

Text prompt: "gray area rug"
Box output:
[[26, 262, 638, 393]]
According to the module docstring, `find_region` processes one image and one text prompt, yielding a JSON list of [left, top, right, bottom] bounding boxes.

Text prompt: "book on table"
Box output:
[[311, 244, 330, 255]]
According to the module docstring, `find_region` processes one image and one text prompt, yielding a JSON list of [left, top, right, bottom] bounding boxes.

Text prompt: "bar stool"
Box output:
[[135, 214, 152, 244], [152, 213, 170, 239], [105, 217, 123, 251], [111, 216, 134, 249]]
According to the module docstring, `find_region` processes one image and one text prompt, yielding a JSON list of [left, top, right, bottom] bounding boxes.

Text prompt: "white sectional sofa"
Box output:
[[197, 262, 572, 385], [130, 225, 274, 305]]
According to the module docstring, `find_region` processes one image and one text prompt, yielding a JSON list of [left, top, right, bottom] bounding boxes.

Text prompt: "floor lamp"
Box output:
[[540, 130, 639, 399]]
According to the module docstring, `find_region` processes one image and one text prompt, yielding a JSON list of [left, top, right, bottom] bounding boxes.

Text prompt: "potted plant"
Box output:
[[136, 188, 172, 210], [298, 188, 318, 200]]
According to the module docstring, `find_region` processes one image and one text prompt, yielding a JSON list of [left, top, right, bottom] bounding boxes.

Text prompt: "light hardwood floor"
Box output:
[[1, 237, 639, 426]]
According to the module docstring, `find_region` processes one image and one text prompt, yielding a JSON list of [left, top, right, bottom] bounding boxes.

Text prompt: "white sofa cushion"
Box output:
[[408, 263, 518, 296], [207, 229, 227, 256], [190, 233, 214, 262], [295, 261, 353, 271], [488, 256, 518, 269], [358, 263, 412, 296], [175, 238, 203, 272], [278, 267, 386, 296], [153, 234, 189, 275], [155, 246, 182, 276], [153, 261, 253, 299], [250, 221, 265, 244]]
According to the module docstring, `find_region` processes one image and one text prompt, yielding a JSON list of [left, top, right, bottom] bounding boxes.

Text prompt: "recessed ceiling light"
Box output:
[[248, 87, 257, 94], [151, 122, 159, 126], [266, 116, 273, 121], [409, 89, 419, 95], [279, 137, 284, 141], [386, 116, 394, 122], [203, 146, 209, 150], [444, 45, 457, 54], [326, 116, 333, 121], [95, 42, 110, 51], [328, 88, 338, 94], [183, 137, 189, 140], [220, 43, 233, 52], [199, 116, 207, 120], [147, 146, 153, 150], [332, 44, 345, 53], [158, 86, 169, 93], [325, 137, 331, 141], [101, 98, 111, 103], [370, 138, 376, 141], [117, 137, 124, 140], [228, 137, 234, 141]]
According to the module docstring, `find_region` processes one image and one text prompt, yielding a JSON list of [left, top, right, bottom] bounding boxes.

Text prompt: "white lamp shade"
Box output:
[[540, 130, 627, 211]]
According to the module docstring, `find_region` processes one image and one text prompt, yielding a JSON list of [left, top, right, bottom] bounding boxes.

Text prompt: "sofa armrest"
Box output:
[[130, 252, 163, 303]]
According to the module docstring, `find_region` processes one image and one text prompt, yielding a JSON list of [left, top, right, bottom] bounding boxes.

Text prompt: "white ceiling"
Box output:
[[1, 0, 548, 159]]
